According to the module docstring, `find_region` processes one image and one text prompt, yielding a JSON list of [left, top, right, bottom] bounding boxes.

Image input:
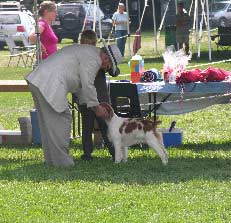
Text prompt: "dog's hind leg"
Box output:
[[145, 133, 168, 165]]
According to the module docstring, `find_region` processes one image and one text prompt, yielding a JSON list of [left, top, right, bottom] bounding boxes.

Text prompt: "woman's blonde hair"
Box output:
[[80, 30, 97, 46], [39, 1, 56, 17]]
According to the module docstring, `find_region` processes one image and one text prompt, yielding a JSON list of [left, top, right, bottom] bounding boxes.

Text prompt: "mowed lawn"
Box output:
[[0, 32, 231, 222]]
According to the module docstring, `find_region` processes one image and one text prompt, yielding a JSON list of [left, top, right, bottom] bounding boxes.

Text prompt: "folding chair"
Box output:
[[211, 26, 231, 51], [18, 34, 31, 47], [109, 82, 146, 118], [4, 35, 26, 67], [17, 34, 36, 66]]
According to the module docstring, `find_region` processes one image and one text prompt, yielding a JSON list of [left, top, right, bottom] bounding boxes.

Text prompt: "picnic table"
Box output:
[[0, 80, 79, 138]]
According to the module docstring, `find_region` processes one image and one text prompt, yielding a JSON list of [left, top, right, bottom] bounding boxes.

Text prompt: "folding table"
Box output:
[[109, 81, 231, 121]]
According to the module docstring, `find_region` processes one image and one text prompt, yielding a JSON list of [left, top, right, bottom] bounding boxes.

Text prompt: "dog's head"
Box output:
[[100, 102, 114, 120]]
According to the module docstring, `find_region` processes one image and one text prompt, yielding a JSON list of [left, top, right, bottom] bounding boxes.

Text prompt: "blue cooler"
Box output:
[[30, 109, 41, 144], [159, 128, 183, 147]]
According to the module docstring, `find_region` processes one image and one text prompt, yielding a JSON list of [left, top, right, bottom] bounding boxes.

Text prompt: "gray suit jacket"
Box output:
[[26, 44, 102, 113]]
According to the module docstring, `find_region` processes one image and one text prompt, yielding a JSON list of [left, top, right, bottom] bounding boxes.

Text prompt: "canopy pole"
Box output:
[[79, 0, 92, 42], [195, 0, 199, 52], [197, 0, 207, 58], [152, 0, 158, 53], [93, 0, 97, 31], [97, 0, 102, 39], [33, 0, 42, 66], [192, 0, 197, 46], [189, 0, 194, 16], [201, 0, 208, 27], [197, 0, 205, 58], [126, 0, 131, 56], [205, 0, 212, 61], [175, 0, 178, 14], [157, 0, 170, 40]]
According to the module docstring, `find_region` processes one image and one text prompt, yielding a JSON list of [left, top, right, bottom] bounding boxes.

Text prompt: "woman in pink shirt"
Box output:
[[29, 1, 58, 60]]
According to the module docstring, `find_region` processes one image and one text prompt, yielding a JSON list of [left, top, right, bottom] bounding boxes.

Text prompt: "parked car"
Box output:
[[0, 1, 32, 16], [209, 1, 231, 27], [52, 2, 112, 43], [0, 1, 21, 11], [0, 3, 35, 50]]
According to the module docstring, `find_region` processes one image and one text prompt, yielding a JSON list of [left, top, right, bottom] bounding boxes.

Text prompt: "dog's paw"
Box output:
[[114, 158, 122, 163], [161, 158, 168, 166], [114, 160, 121, 164]]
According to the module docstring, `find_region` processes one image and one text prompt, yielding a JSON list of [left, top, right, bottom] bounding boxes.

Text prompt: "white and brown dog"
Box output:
[[100, 103, 168, 165]]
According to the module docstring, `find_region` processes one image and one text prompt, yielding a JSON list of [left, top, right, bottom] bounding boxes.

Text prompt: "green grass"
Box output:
[[0, 31, 231, 222]]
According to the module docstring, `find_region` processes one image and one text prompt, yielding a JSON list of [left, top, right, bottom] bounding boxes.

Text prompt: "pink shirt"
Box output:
[[39, 19, 58, 59]]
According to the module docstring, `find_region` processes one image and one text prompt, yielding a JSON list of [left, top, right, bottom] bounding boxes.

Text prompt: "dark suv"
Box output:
[[52, 2, 112, 43], [209, 1, 231, 27]]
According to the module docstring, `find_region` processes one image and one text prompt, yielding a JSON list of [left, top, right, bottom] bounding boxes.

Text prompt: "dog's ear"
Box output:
[[100, 102, 114, 119]]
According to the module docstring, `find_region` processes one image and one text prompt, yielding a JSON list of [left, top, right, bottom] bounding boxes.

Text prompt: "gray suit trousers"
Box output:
[[29, 84, 74, 167]]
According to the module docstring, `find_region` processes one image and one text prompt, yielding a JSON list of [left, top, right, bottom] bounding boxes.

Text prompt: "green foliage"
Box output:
[[0, 31, 231, 222]]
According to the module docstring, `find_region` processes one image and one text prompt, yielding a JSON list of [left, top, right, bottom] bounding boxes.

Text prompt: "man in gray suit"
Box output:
[[26, 44, 122, 167]]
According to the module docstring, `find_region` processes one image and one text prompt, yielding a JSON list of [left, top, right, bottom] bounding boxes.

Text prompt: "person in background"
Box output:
[[175, 2, 190, 55], [112, 2, 128, 57], [29, 1, 58, 60], [77, 30, 117, 161], [25, 43, 122, 167]]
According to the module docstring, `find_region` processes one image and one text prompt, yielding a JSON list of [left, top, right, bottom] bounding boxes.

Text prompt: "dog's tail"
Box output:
[[142, 118, 162, 129]]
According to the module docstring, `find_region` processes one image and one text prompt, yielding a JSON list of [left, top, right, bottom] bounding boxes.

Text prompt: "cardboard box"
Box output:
[[159, 128, 183, 147], [18, 117, 32, 144]]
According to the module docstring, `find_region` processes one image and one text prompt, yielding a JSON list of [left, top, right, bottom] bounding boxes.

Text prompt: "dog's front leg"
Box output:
[[113, 141, 123, 163], [122, 147, 128, 162]]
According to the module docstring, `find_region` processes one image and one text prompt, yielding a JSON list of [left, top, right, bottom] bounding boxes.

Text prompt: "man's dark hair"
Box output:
[[80, 30, 97, 45]]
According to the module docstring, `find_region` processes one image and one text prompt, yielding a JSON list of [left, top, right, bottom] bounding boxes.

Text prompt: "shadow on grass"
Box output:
[[139, 49, 231, 65], [182, 141, 231, 151], [0, 144, 41, 150], [191, 50, 231, 63], [0, 141, 230, 185], [142, 57, 164, 64]]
